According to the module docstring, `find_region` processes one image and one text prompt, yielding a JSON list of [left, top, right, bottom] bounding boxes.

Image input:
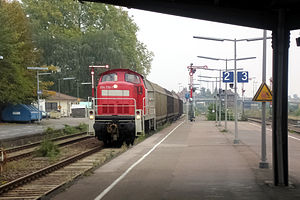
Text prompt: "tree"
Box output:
[[0, 0, 37, 104], [293, 94, 300, 100], [22, 0, 153, 99], [198, 87, 212, 98]]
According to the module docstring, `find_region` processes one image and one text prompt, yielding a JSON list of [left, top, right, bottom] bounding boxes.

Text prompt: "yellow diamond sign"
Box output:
[[253, 82, 272, 102]]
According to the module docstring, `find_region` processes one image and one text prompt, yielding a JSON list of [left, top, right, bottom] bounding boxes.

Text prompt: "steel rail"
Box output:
[[248, 117, 300, 133], [6, 133, 92, 162], [0, 145, 103, 194], [6, 132, 88, 153]]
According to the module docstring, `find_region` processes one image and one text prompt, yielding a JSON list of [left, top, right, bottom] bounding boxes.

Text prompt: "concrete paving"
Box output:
[[51, 117, 300, 200], [0, 117, 88, 140]]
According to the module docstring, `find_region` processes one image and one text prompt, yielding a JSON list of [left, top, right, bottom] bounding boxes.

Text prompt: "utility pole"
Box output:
[[233, 39, 239, 144], [218, 70, 222, 126], [260, 30, 269, 168], [187, 64, 208, 121], [215, 78, 218, 123], [27, 67, 49, 123], [194, 35, 258, 143], [225, 59, 228, 131]]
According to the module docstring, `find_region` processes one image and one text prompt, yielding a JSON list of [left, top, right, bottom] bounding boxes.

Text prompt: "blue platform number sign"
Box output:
[[237, 71, 249, 83], [223, 71, 234, 83], [185, 93, 190, 99]]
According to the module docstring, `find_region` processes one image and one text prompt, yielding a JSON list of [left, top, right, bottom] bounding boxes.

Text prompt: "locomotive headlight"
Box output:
[[113, 84, 118, 89], [89, 110, 94, 120], [136, 111, 141, 120]]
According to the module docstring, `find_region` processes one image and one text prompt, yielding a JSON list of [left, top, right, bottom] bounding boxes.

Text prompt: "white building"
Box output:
[[45, 92, 78, 117]]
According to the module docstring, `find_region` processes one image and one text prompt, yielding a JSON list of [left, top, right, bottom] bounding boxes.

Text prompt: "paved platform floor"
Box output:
[[51, 118, 300, 200]]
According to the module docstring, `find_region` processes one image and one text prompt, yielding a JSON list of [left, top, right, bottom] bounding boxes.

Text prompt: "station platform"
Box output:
[[52, 117, 300, 200], [0, 117, 88, 141]]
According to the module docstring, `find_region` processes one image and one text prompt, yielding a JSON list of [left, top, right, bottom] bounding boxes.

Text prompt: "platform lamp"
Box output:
[[194, 35, 257, 144], [27, 67, 49, 123]]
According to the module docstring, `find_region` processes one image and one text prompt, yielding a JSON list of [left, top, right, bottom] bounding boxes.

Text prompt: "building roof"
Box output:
[[86, 0, 300, 30], [46, 91, 78, 101]]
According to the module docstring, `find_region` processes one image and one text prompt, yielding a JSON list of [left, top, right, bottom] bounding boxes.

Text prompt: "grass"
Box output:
[[42, 123, 88, 140], [220, 129, 228, 133], [78, 123, 88, 131], [63, 124, 78, 135], [29, 123, 89, 158], [34, 139, 60, 159], [289, 129, 295, 133]]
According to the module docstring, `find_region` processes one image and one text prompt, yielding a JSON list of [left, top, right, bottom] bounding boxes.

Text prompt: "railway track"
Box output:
[[5, 132, 92, 162], [0, 145, 103, 198], [0, 142, 126, 200], [248, 117, 300, 133]]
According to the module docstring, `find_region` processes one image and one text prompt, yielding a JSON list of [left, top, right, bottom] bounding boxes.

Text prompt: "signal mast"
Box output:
[[187, 63, 208, 98], [186, 63, 208, 121]]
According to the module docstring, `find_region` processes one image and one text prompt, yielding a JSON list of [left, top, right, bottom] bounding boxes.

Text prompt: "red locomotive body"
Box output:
[[96, 69, 145, 116], [92, 68, 183, 146], [93, 69, 145, 145]]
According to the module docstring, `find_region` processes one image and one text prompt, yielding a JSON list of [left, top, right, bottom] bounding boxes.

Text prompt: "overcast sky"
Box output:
[[127, 8, 300, 98]]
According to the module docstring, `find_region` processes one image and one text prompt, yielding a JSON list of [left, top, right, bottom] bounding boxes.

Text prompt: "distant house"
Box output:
[[220, 89, 235, 108], [45, 92, 78, 117]]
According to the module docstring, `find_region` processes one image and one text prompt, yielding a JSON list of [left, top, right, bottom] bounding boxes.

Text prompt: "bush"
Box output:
[[294, 109, 300, 116], [206, 103, 234, 121], [77, 123, 88, 131], [44, 127, 55, 135], [35, 139, 60, 158], [63, 124, 77, 134]]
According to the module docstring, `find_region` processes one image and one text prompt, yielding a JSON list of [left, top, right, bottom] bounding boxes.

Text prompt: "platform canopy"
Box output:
[[83, 0, 300, 30]]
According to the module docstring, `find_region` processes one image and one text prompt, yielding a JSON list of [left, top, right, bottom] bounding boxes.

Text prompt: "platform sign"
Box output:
[[252, 82, 272, 102], [237, 71, 249, 83], [223, 71, 234, 83], [185, 93, 190, 99]]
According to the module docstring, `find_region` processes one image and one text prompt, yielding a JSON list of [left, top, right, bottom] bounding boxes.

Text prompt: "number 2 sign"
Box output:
[[222, 72, 234, 83], [237, 71, 249, 83]]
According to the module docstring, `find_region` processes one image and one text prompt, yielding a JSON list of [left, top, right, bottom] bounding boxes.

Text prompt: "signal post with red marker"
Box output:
[[187, 64, 208, 99], [89, 65, 109, 97]]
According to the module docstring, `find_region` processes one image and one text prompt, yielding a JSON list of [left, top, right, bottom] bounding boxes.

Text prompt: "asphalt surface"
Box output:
[[51, 118, 300, 200], [227, 120, 300, 190], [0, 117, 88, 140]]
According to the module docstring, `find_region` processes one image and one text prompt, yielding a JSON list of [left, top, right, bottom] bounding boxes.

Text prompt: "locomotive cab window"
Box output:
[[125, 73, 140, 84], [102, 73, 117, 82]]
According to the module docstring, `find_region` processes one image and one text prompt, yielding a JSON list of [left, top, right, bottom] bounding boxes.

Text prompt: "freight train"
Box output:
[[89, 68, 183, 146]]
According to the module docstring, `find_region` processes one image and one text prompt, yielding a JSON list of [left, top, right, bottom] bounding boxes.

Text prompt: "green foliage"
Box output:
[[35, 139, 60, 158], [0, 0, 37, 104], [206, 103, 234, 121], [77, 123, 88, 131], [197, 87, 213, 98], [206, 103, 217, 120], [44, 127, 55, 135], [63, 124, 78, 134], [291, 108, 300, 116], [21, 0, 154, 99]]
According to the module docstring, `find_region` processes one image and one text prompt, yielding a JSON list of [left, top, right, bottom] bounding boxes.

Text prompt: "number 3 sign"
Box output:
[[237, 71, 249, 83]]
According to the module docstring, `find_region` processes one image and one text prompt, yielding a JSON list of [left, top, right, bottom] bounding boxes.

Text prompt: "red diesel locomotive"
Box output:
[[92, 68, 183, 146]]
